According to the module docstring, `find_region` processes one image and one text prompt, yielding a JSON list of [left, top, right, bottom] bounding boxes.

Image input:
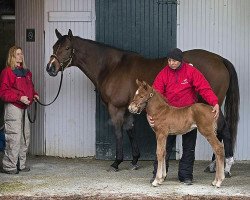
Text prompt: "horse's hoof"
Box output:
[[204, 166, 216, 173], [225, 171, 232, 178], [130, 163, 140, 170], [107, 166, 119, 172], [204, 161, 216, 173]]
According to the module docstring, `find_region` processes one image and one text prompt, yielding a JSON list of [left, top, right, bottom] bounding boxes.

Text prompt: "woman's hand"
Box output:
[[20, 96, 30, 105], [147, 114, 155, 127], [34, 95, 39, 102]]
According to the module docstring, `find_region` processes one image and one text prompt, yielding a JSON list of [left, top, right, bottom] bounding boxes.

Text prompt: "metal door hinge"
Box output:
[[157, 0, 179, 5]]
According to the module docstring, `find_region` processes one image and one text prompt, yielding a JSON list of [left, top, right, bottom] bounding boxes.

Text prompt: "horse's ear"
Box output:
[[68, 29, 73, 39], [55, 29, 62, 39]]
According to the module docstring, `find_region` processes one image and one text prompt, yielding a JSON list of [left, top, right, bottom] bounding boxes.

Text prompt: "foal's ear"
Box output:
[[142, 81, 147, 86], [68, 29, 73, 39], [136, 79, 142, 86], [142, 81, 150, 90], [55, 29, 62, 39]]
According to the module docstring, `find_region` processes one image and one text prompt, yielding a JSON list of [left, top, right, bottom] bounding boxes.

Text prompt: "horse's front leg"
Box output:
[[124, 113, 140, 170], [108, 105, 125, 172], [152, 133, 166, 187]]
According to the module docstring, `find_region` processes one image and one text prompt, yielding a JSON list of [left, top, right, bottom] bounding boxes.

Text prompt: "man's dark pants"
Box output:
[[153, 129, 197, 181]]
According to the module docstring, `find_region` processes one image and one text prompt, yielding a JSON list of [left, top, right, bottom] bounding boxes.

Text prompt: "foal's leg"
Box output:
[[205, 110, 234, 177], [206, 134, 225, 187], [162, 137, 167, 181], [152, 134, 167, 187], [151, 135, 176, 182]]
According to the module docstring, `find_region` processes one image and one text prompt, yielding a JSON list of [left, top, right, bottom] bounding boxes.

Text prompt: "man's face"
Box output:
[[168, 58, 181, 69], [15, 49, 23, 66]]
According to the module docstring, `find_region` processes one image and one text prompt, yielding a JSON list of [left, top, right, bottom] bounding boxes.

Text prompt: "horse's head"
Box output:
[[128, 79, 154, 114], [46, 29, 75, 76]]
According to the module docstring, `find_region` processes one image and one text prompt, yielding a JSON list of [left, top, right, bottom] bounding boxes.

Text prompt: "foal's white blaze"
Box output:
[[128, 89, 140, 113], [135, 89, 139, 95]]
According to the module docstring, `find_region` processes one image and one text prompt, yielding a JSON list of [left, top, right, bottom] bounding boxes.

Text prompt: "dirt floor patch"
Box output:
[[0, 156, 249, 199]]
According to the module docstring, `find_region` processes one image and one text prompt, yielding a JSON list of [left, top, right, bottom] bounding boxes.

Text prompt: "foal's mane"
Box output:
[[147, 85, 170, 107]]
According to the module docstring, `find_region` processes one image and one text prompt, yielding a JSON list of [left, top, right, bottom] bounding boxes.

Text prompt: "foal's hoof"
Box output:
[[107, 166, 119, 172], [130, 163, 140, 170], [225, 171, 232, 178], [211, 180, 222, 188], [152, 180, 159, 187]]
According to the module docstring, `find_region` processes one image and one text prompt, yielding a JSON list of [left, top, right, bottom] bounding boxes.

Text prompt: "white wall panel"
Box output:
[[44, 0, 96, 157], [177, 0, 250, 160], [15, 0, 45, 155]]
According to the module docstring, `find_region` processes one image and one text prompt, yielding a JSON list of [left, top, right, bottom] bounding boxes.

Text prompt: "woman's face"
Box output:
[[15, 49, 23, 66]]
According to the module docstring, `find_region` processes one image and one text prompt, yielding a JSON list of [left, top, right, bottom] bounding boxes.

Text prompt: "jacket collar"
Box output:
[[12, 67, 29, 77]]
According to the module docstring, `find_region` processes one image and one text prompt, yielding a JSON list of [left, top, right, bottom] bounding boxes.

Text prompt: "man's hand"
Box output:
[[147, 114, 155, 127], [20, 96, 30, 105], [212, 104, 219, 118]]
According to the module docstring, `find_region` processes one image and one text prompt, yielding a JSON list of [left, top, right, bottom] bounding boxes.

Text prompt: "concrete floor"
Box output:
[[0, 155, 250, 200]]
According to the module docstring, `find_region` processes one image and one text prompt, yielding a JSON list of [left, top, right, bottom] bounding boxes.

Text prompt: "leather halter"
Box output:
[[51, 44, 75, 70]]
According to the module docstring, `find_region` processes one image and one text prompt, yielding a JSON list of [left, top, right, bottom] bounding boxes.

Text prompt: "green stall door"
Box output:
[[95, 0, 177, 160]]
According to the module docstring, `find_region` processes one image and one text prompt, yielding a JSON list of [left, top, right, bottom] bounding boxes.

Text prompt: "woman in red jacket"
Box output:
[[0, 46, 39, 174], [148, 48, 219, 185]]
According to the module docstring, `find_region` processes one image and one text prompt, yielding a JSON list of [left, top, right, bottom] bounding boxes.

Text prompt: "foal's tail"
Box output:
[[223, 58, 240, 152]]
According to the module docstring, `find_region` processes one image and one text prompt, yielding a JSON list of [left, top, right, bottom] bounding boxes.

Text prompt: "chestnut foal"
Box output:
[[128, 80, 225, 188]]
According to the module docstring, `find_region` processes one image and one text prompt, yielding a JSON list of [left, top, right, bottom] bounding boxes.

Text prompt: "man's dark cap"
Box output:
[[167, 48, 183, 62]]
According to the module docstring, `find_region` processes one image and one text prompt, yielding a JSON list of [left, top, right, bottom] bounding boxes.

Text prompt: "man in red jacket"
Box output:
[[0, 46, 39, 174], [147, 48, 219, 185]]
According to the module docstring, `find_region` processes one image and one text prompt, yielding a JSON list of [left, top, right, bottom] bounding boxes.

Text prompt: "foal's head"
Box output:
[[128, 79, 154, 114], [46, 29, 75, 76]]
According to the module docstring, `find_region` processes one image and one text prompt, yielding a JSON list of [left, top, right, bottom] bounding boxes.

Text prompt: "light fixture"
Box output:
[[1, 15, 15, 20]]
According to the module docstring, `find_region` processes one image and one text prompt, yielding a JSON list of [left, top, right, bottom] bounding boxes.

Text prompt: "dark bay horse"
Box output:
[[46, 29, 239, 173], [129, 80, 225, 187]]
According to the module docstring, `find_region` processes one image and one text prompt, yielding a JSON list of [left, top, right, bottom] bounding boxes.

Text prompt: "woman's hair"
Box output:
[[6, 45, 27, 69]]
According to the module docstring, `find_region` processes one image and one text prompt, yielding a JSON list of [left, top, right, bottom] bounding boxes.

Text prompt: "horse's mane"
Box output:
[[74, 36, 141, 56]]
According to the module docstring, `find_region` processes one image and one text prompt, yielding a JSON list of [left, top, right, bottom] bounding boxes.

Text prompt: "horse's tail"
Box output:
[[223, 58, 240, 152]]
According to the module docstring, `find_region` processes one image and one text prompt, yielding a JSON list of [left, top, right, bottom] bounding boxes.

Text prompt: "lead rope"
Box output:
[[27, 68, 64, 123], [36, 69, 64, 106], [27, 102, 37, 123], [22, 110, 27, 145]]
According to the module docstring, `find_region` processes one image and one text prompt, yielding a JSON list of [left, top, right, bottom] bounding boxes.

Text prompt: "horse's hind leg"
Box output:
[[124, 114, 140, 170], [206, 134, 225, 188], [152, 134, 166, 187], [217, 112, 234, 177]]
